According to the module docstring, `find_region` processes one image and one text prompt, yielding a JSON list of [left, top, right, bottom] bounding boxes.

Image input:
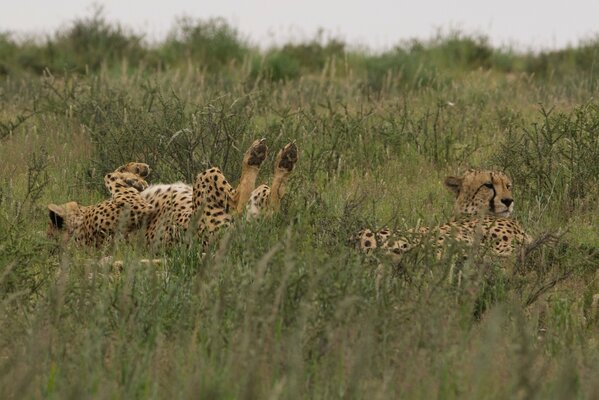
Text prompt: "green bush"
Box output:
[[494, 104, 599, 211], [5, 14, 599, 91], [360, 33, 493, 91], [362, 47, 440, 90], [525, 38, 599, 82], [434, 34, 493, 68], [49, 10, 145, 73], [260, 51, 302, 81], [279, 36, 345, 71], [0, 33, 17, 75], [162, 17, 248, 71], [41, 78, 257, 186]]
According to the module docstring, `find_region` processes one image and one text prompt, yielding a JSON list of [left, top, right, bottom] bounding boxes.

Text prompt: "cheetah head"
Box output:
[[47, 201, 84, 242], [444, 169, 514, 217]]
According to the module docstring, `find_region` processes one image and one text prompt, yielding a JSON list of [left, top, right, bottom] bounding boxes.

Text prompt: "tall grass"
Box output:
[[1, 13, 599, 399]]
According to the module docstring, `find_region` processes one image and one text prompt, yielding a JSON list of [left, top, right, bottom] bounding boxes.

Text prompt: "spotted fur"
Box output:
[[353, 169, 531, 259], [144, 141, 298, 246], [47, 162, 154, 246], [48, 140, 299, 249]]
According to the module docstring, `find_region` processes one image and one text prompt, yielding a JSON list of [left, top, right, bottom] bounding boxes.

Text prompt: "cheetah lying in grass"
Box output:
[[141, 139, 298, 247], [48, 139, 298, 248], [48, 162, 154, 246], [353, 169, 532, 260]]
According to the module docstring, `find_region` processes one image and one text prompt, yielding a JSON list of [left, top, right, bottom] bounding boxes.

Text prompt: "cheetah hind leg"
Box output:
[[246, 142, 298, 219], [233, 138, 268, 213], [115, 162, 151, 178], [270, 142, 298, 212]]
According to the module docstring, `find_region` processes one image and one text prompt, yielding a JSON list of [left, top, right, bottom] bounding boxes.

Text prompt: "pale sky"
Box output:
[[2, 0, 599, 51]]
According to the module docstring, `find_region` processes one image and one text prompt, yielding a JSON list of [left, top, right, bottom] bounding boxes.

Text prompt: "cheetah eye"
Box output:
[[484, 182, 493, 189], [506, 184, 512, 190]]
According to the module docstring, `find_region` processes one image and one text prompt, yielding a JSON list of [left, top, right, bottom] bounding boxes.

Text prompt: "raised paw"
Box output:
[[124, 175, 148, 192], [244, 138, 268, 167], [116, 162, 151, 178], [275, 142, 298, 173], [105, 171, 148, 193]]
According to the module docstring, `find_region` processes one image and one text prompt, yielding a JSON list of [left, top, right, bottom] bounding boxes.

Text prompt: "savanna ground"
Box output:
[[1, 12, 599, 399]]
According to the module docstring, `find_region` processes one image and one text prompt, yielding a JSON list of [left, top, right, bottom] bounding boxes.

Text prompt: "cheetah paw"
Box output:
[[275, 142, 298, 173], [245, 138, 268, 167], [116, 162, 151, 178]]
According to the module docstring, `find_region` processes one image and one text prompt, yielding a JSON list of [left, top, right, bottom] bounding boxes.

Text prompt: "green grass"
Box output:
[[2, 17, 599, 399]]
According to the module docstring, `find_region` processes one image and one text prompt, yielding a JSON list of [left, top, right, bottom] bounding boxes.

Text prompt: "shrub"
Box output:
[[259, 51, 302, 81], [47, 7, 146, 73], [494, 104, 599, 211], [0, 33, 17, 75], [362, 47, 440, 90], [525, 38, 599, 82], [162, 17, 248, 71], [40, 77, 257, 187], [279, 36, 345, 71]]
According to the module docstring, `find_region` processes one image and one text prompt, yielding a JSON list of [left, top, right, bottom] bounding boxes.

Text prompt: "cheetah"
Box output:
[[47, 162, 154, 246], [353, 169, 532, 260], [48, 140, 299, 249], [142, 140, 298, 247]]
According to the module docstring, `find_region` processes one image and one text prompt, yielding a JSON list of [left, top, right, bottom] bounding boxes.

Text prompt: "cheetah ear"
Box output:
[[48, 204, 65, 229], [444, 176, 463, 195]]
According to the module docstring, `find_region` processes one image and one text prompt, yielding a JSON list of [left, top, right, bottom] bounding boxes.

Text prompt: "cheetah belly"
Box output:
[[141, 183, 194, 246], [246, 184, 271, 220]]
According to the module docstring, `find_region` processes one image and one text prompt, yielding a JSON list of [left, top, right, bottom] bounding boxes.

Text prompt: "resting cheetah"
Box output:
[[47, 162, 154, 246], [353, 169, 532, 259], [48, 140, 299, 248], [139, 140, 297, 247]]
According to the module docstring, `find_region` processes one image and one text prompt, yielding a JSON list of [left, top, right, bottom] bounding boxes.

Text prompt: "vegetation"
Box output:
[[1, 11, 599, 398]]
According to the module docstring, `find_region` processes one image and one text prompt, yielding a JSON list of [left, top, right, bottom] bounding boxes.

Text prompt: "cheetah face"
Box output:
[[445, 169, 514, 217], [47, 201, 83, 242]]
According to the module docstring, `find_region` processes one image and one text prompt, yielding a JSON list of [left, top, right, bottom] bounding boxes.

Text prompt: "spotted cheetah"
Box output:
[[353, 169, 532, 259], [47, 162, 154, 246], [138, 140, 297, 247], [48, 140, 299, 248]]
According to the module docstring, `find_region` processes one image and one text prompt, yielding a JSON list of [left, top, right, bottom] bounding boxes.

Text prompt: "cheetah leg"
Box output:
[[268, 142, 298, 212], [192, 167, 236, 239], [245, 142, 298, 219], [115, 162, 151, 178], [231, 138, 268, 214]]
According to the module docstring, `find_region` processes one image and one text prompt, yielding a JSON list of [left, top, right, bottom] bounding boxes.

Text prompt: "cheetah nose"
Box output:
[[501, 198, 513, 207]]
